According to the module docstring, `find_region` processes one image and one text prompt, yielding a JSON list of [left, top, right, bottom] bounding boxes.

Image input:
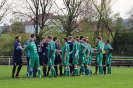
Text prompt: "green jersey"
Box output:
[[79, 43, 87, 54], [97, 41, 104, 54], [72, 42, 79, 55], [47, 41, 56, 58], [62, 43, 70, 59], [88, 44, 93, 56], [106, 44, 112, 55], [24, 42, 39, 58]]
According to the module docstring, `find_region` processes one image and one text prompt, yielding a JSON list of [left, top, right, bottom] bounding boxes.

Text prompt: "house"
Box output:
[[24, 13, 55, 34]]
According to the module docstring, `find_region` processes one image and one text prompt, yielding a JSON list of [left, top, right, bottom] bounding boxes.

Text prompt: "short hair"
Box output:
[[41, 37, 45, 41], [107, 40, 110, 43], [68, 36, 73, 40], [53, 37, 58, 41], [31, 34, 35, 38], [97, 36, 102, 41], [47, 36, 52, 39], [83, 38, 87, 42], [15, 36, 20, 39], [80, 36, 84, 40], [63, 38, 68, 42]]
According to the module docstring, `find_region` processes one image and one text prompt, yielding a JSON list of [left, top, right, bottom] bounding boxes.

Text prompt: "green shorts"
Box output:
[[96, 53, 103, 65], [106, 55, 112, 65], [29, 57, 40, 67], [62, 58, 69, 66], [48, 56, 55, 66], [72, 55, 79, 64], [79, 54, 86, 64]]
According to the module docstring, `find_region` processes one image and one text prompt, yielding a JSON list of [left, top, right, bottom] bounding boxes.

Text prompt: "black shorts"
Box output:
[[42, 54, 48, 65], [54, 54, 62, 65], [13, 57, 23, 66], [102, 54, 106, 65], [27, 57, 30, 66], [69, 54, 73, 64], [39, 57, 43, 66]]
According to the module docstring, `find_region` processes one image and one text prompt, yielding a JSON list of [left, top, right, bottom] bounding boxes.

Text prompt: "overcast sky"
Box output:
[[56, 0, 133, 19]]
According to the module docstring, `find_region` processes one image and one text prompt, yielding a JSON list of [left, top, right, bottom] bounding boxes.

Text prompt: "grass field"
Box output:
[[0, 66, 133, 88]]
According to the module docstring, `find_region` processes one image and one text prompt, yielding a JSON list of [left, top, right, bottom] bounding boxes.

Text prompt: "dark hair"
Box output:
[[97, 36, 102, 40], [87, 40, 90, 43], [53, 37, 58, 41], [41, 37, 45, 41], [107, 40, 110, 43], [63, 38, 68, 42], [15, 36, 20, 39], [47, 36, 52, 39], [80, 36, 84, 40], [31, 34, 35, 38], [68, 36, 73, 40], [83, 38, 87, 42]]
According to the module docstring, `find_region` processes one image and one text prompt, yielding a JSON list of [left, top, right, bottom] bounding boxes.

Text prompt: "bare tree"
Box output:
[[92, 0, 116, 38], [53, 0, 85, 37], [15, 0, 54, 42]]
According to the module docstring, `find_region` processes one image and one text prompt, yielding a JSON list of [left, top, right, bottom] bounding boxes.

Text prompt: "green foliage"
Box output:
[[0, 33, 30, 56], [11, 22, 25, 33], [112, 31, 133, 56], [0, 66, 133, 88]]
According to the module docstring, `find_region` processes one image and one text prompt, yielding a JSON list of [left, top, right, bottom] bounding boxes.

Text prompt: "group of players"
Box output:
[[12, 34, 113, 78]]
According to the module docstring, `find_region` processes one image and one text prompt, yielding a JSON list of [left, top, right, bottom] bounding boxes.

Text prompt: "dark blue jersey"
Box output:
[[38, 44, 43, 58], [67, 41, 73, 52], [56, 43, 60, 50], [43, 42, 48, 54], [13, 41, 23, 58]]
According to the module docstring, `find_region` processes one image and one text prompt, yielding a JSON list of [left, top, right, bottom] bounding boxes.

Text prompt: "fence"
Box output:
[[0, 56, 133, 67]]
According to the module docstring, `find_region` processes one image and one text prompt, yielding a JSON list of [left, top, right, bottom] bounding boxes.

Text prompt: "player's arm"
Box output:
[[48, 43, 54, 59], [82, 44, 87, 53], [107, 45, 113, 55], [75, 44, 79, 57], [63, 45, 68, 60]]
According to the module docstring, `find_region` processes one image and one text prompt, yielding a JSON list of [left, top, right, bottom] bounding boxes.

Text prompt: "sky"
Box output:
[[56, 0, 133, 19]]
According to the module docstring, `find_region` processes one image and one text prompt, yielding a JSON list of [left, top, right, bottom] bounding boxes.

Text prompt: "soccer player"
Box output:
[[96, 36, 104, 75], [25, 34, 37, 77], [62, 38, 70, 77], [105, 40, 113, 75], [42, 37, 49, 77], [72, 36, 79, 76], [102, 41, 107, 75], [56, 40, 63, 76], [53, 37, 59, 76], [38, 38, 45, 70], [20, 38, 41, 78], [67, 36, 74, 74], [86, 41, 93, 76], [12, 36, 23, 78], [79, 38, 88, 75], [47, 36, 57, 78]]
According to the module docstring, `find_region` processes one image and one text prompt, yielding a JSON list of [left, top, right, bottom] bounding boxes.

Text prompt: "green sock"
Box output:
[[108, 67, 111, 74], [74, 68, 77, 76], [86, 68, 90, 75], [76, 69, 79, 76], [51, 67, 54, 77], [81, 65, 85, 74], [99, 66, 103, 75], [37, 69, 41, 76], [64, 69, 67, 76], [67, 68, 70, 76], [89, 69, 92, 75], [29, 70, 33, 77]]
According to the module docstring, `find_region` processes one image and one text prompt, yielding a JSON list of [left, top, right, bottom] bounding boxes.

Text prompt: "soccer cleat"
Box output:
[[16, 76, 21, 78]]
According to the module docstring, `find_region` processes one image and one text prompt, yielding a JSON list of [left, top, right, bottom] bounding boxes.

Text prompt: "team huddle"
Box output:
[[12, 34, 113, 78]]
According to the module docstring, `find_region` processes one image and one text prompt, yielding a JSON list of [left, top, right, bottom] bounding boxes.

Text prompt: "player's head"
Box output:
[[31, 34, 36, 40], [85, 36, 89, 41], [82, 38, 87, 44], [96, 36, 102, 42], [15, 36, 21, 42], [53, 37, 58, 42], [41, 37, 45, 43], [68, 36, 73, 41], [87, 40, 90, 44], [47, 36, 52, 42], [80, 36, 84, 40], [63, 38, 68, 43], [56, 40, 60, 45], [106, 40, 110, 44]]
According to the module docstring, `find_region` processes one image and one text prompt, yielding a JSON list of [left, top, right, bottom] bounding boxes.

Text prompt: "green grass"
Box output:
[[0, 66, 133, 88]]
